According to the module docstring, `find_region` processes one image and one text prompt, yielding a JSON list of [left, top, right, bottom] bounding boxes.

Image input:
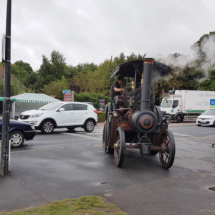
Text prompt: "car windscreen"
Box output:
[[160, 99, 172, 108], [201, 110, 215, 116], [39, 103, 63, 110]]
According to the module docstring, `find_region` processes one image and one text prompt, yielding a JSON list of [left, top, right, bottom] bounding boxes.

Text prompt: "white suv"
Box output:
[[18, 102, 98, 134]]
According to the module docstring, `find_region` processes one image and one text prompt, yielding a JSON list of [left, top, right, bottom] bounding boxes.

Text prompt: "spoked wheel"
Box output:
[[159, 130, 175, 169], [102, 121, 108, 153], [102, 121, 113, 154], [114, 127, 125, 167]]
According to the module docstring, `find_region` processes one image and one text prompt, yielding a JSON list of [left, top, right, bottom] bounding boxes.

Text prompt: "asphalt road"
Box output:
[[0, 123, 215, 215]]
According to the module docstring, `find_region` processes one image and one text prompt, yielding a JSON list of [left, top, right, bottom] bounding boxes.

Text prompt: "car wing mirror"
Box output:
[[58, 108, 65, 112]]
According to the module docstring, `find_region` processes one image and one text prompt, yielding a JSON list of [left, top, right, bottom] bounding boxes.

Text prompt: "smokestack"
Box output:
[[141, 58, 154, 110]]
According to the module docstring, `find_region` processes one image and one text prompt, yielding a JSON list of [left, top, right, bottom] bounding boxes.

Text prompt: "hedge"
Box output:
[[74, 92, 111, 108], [98, 111, 106, 122]]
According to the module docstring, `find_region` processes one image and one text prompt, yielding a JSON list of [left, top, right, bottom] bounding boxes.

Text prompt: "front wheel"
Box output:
[[10, 131, 24, 148], [41, 120, 55, 134], [159, 130, 175, 169], [84, 119, 95, 132], [114, 127, 125, 167], [102, 121, 113, 154]]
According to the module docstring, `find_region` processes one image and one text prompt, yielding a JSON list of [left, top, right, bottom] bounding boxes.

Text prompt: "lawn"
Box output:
[[0, 196, 127, 215]]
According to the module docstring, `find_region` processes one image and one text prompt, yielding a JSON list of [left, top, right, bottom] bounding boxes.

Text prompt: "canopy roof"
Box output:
[[0, 93, 60, 103], [110, 60, 172, 80]]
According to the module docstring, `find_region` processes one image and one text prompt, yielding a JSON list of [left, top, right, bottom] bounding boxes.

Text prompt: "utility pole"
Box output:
[[0, 0, 12, 176]]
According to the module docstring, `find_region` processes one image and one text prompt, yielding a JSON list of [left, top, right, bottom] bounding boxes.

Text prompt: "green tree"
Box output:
[[0, 79, 25, 96], [42, 76, 69, 100], [9, 60, 34, 84], [38, 50, 67, 80], [13, 60, 33, 74]]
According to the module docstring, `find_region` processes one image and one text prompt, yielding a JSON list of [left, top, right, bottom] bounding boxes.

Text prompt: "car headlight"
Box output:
[[31, 126, 35, 130], [29, 113, 43, 118]]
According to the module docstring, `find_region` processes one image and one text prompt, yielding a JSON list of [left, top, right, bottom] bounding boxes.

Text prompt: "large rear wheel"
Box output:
[[159, 130, 175, 169], [114, 127, 125, 167]]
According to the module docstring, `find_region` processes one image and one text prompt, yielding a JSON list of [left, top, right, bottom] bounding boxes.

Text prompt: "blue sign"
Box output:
[[171, 109, 174, 112], [210, 99, 215, 108]]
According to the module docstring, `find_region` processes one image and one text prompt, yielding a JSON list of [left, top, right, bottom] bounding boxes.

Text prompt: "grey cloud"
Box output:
[[0, 0, 214, 71]]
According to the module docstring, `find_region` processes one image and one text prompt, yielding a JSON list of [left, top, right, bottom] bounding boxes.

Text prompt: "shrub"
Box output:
[[98, 111, 106, 122], [74, 92, 111, 108]]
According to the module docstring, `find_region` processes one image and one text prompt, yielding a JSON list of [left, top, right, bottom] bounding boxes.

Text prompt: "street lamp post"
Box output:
[[0, 0, 12, 176]]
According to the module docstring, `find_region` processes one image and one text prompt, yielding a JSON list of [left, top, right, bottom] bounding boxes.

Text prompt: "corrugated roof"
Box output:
[[9, 93, 61, 103]]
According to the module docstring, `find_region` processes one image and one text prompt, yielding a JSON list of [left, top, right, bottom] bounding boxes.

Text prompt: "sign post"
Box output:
[[1, 0, 12, 176]]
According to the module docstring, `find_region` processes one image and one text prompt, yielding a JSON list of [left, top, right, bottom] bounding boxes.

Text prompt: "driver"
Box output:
[[110, 75, 124, 101]]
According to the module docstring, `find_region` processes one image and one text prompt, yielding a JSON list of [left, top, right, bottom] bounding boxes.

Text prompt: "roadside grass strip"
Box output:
[[0, 196, 127, 215]]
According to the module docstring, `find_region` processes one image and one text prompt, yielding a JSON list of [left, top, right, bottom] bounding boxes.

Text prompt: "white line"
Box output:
[[62, 132, 101, 140], [173, 133, 191, 137]]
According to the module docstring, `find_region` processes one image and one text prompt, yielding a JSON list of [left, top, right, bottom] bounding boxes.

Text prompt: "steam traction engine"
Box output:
[[102, 58, 175, 168]]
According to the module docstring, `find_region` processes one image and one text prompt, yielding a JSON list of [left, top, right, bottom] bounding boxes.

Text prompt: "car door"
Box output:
[[57, 104, 76, 126], [69, 104, 88, 125]]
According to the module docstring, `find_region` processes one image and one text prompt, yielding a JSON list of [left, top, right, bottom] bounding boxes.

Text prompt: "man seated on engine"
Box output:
[[110, 75, 124, 101]]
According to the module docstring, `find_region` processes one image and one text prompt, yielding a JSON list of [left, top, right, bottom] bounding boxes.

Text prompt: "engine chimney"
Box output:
[[141, 58, 154, 110]]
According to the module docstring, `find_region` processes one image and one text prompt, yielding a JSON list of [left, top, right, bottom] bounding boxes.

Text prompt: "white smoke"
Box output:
[[155, 53, 193, 70], [200, 35, 215, 74], [153, 33, 215, 77]]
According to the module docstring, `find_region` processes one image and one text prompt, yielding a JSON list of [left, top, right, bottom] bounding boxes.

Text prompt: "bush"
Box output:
[[98, 111, 106, 122], [74, 92, 111, 108]]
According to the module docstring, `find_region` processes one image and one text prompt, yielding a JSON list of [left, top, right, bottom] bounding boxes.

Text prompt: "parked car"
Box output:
[[0, 118, 37, 148], [196, 109, 215, 126], [18, 102, 98, 134]]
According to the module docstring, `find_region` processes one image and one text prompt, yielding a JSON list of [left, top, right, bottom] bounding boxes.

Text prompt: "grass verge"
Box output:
[[0, 196, 128, 215]]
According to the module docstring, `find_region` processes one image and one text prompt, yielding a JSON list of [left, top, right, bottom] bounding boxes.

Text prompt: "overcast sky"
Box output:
[[0, 0, 214, 71]]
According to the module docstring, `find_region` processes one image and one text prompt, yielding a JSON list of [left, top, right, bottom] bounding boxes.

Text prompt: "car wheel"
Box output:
[[67, 127, 75, 131], [84, 119, 95, 132], [197, 124, 201, 127], [41, 120, 54, 134], [213, 121, 215, 127], [10, 131, 24, 148]]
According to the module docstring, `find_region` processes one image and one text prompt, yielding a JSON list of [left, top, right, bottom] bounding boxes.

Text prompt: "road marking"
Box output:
[[62, 132, 101, 140], [173, 133, 191, 137]]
